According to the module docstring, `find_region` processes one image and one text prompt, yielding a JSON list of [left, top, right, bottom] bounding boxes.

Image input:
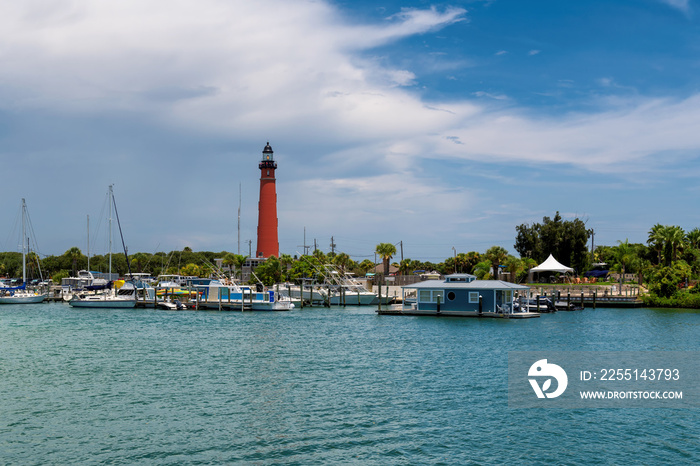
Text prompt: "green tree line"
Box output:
[[3, 213, 699, 305]]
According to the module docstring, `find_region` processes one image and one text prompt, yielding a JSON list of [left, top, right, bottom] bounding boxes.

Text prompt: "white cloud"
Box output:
[[659, 0, 691, 14], [1, 0, 699, 256], [473, 91, 508, 100]]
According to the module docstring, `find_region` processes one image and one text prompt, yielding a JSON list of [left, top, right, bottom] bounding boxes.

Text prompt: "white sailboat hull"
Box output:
[[69, 295, 136, 308], [0, 293, 47, 304]]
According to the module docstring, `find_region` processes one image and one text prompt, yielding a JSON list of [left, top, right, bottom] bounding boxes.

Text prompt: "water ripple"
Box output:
[[0, 304, 698, 464]]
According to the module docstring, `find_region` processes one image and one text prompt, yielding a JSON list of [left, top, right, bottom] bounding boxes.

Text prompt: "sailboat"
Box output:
[[0, 199, 47, 304], [69, 185, 137, 308]]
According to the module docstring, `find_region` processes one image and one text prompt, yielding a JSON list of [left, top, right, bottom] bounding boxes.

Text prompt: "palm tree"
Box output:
[[647, 224, 666, 265], [278, 254, 294, 281], [613, 239, 636, 293], [65, 247, 82, 276], [233, 254, 248, 279], [504, 255, 524, 283], [312, 249, 327, 262], [473, 260, 492, 280], [358, 259, 375, 276], [484, 246, 508, 280], [333, 252, 351, 273], [398, 258, 413, 275], [222, 253, 236, 276], [663, 226, 685, 265], [375, 243, 397, 275], [686, 228, 700, 250]]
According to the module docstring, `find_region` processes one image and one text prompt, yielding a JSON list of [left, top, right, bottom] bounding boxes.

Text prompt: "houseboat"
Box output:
[[386, 273, 539, 318]]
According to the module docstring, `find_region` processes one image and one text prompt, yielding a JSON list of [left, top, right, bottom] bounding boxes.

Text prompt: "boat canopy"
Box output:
[[0, 282, 27, 291]]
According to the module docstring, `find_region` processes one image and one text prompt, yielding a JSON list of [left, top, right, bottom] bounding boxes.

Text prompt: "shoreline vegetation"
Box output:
[[1, 213, 699, 309]]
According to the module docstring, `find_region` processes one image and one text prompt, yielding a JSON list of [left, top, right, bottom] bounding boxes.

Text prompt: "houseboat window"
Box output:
[[469, 292, 479, 303], [447, 291, 456, 301], [418, 290, 445, 302]]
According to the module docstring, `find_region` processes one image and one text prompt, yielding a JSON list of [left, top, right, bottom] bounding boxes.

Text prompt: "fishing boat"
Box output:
[[191, 279, 294, 311], [69, 185, 136, 309], [324, 268, 382, 305], [277, 281, 328, 305], [0, 199, 47, 304], [69, 280, 137, 309]]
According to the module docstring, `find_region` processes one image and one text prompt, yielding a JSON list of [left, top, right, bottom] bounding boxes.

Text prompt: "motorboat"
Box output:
[[192, 280, 294, 311], [69, 280, 137, 308]]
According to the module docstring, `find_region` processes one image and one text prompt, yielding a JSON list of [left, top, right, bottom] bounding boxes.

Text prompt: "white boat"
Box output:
[[193, 280, 294, 311], [323, 269, 380, 305], [61, 270, 111, 301], [156, 274, 198, 288], [69, 284, 137, 309], [0, 199, 47, 304], [0, 288, 46, 304], [70, 186, 137, 309], [277, 282, 328, 305]]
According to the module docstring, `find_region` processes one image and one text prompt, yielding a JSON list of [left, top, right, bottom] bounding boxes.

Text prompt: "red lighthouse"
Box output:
[[256, 142, 279, 258]]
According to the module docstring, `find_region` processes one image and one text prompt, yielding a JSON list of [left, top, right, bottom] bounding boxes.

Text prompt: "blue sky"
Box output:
[[1, 0, 699, 264]]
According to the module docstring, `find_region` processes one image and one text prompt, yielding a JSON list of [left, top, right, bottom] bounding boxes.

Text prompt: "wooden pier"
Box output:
[[377, 306, 540, 319]]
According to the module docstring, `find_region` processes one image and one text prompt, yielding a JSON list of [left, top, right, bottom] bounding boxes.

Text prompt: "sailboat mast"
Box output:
[[87, 214, 90, 272], [238, 183, 241, 255], [109, 185, 113, 277], [21, 198, 26, 284]]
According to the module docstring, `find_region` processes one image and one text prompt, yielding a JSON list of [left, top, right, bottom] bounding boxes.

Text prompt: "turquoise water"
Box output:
[[1, 304, 698, 464]]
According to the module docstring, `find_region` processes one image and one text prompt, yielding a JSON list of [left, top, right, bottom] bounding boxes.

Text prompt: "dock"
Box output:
[[377, 306, 540, 319]]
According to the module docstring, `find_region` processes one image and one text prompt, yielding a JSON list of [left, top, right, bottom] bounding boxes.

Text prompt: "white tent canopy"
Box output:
[[530, 254, 574, 273]]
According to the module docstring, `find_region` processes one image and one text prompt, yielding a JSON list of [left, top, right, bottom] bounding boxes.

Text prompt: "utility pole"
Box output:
[[400, 240, 403, 262], [330, 236, 336, 255], [313, 238, 317, 254], [247, 239, 252, 258], [590, 229, 595, 262], [298, 227, 310, 255]]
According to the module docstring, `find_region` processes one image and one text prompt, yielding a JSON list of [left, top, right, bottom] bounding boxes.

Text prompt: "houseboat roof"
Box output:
[[403, 274, 529, 291]]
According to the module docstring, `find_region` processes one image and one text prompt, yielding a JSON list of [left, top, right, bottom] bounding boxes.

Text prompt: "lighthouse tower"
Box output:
[[256, 142, 279, 258]]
